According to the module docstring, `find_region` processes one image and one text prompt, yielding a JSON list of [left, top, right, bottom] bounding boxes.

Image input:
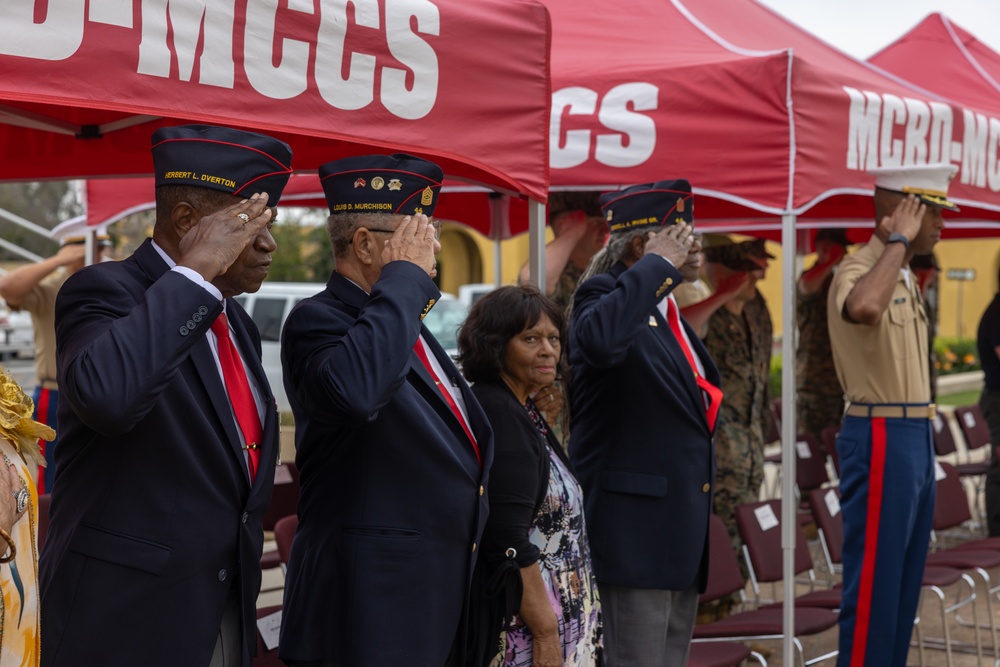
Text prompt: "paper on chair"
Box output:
[[257, 609, 282, 651], [824, 490, 840, 518], [754, 504, 779, 531]]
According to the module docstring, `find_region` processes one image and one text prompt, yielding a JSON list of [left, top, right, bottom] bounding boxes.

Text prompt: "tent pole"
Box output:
[[527, 199, 546, 288], [781, 212, 798, 663], [488, 192, 507, 287], [494, 238, 502, 287]]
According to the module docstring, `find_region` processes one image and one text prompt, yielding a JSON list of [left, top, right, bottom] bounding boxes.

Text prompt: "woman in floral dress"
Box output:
[[459, 286, 601, 667]]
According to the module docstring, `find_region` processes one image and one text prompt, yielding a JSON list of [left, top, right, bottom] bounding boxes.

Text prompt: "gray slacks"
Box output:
[[209, 588, 242, 667], [600, 583, 700, 666]]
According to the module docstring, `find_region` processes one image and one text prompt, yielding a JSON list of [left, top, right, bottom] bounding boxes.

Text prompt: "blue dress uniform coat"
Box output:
[[569, 255, 719, 591], [39, 239, 279, 667], [278, 261, 493, 666]]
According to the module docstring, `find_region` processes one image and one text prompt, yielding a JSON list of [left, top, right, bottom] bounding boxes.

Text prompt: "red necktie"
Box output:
[[413, 337, 482, 467], [212, 312, 263, 483], [666, 299, 723, 432]]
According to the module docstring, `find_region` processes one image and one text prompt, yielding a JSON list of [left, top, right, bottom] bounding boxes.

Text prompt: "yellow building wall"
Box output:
[[437, 221, 553, 294]]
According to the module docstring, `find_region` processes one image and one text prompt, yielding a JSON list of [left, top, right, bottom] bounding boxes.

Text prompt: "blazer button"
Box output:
[[179, 326, 189, 336], [192, 312, 203, 323], [702, 483, 711, 493], [198, 306, 209, 316], [241, 512, 249, 524], [218, 569, 227, 582], [187, 320, 196, 329]]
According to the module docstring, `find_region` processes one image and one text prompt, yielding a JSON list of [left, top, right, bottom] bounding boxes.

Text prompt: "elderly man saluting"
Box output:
[[829, 164, 954, 667], [41, 124, 291, 667], [569, 180, 721, 666], [278, 154, 493, 667]]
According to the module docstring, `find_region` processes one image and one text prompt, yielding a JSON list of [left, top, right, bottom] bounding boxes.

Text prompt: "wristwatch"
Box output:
[[885, 232, 910, 250]]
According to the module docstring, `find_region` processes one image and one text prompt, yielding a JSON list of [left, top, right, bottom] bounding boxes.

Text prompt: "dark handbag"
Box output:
[[467, 547, 523, 667]]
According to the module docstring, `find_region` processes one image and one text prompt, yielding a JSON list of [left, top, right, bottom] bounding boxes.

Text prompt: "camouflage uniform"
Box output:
[[703, 289, 772, 551], [796, 272, 845, 452], [550, 260, 585, 314]]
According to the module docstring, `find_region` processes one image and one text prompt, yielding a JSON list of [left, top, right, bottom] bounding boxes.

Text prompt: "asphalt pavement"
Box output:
[[2, 357, 36, 391]]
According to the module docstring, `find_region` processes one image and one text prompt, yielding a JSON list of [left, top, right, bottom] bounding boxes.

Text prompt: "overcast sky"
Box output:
[[755, 0, 1000, 60]]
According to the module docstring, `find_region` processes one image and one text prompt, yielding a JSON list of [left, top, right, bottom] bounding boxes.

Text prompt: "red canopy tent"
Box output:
[[0, 0, 551, 203], [870, 13, 1000, 115], [532, 0, 1000, 235]]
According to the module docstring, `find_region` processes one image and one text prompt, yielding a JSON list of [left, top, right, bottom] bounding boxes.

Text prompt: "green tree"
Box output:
[[268, 218, 310, 282]]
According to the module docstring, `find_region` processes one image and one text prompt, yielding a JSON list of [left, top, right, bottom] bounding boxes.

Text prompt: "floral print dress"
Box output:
[[491, 402, 602, 667]]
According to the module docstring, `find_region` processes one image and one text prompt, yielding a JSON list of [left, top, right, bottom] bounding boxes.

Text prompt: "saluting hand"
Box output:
[[178, 192, 273, 281], [54, 243, 87, 266], [644, 222, 695, 267], [381, 214, 439, 278], [881, 194, 925, 243]]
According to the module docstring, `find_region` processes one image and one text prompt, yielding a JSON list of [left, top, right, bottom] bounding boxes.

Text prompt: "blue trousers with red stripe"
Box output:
[[835, 413, 935, 667], [31, 386, 59, 494]]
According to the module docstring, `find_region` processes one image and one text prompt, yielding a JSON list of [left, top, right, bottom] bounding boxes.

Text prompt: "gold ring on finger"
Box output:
[[237, 213, 251, 223]]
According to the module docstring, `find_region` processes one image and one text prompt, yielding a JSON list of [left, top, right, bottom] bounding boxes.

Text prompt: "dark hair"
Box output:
[[458, 285, 566, 384]]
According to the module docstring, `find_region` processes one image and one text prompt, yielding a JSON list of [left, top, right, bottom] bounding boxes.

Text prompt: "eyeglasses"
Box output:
[[364, 220, 442, 240]]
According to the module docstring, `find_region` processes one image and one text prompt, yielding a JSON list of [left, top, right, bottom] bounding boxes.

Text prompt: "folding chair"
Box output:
[[807, 485, 982, 666], [820, 425, 840, 478], [687, 641, 767, 666], [691, 515, 839, 666], [735, 499, 840, 610], [934, 410, 989, 526], [763, 398, 783, 498], [261, 462, 300, 571], [932, 412, 961, 458], [955, 405, 993, 469], [922, 462, 1000, 659], [253, 604, 283, 667], [274, 514, 299, 567], [794, 434, 830, 497]]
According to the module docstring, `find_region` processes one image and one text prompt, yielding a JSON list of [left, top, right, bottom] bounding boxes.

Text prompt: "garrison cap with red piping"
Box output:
[[319, 154, 443, 217], [600, 180, 694, 235], [151, 125, 293, 203]]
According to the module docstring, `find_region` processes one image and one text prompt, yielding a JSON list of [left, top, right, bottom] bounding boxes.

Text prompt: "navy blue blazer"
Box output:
[[569, 255, 719, 591], [40, 239, 278, 667], [278, 261, 493, 666]]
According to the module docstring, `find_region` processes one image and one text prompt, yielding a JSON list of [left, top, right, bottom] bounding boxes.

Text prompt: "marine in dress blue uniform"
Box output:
[[569, 180, 721, 666], [278, 154, 493, 667], [40, 125, 291, 667], [828, 163, 956, 667]]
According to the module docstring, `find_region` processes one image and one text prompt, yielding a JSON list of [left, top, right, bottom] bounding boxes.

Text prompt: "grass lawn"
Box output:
[[937, 389, 982, 407]]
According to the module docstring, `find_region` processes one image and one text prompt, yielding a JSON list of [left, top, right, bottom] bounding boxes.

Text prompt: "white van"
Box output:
[[233, 282, 468, 412], [232, 282, 325, 412]]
